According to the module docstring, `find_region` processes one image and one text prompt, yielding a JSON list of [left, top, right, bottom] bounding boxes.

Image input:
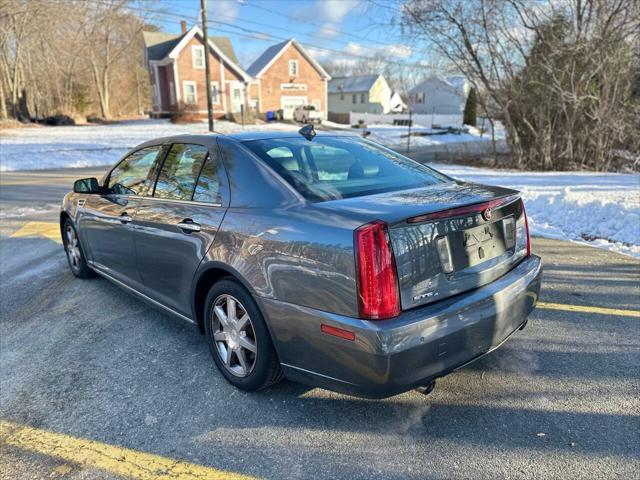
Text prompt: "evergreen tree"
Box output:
[[463, 87, 477, 126]]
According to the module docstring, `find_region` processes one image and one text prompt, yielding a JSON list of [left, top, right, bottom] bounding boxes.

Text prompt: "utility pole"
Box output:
[[406, 109, 412, 154], [201, 0, 214, 132]]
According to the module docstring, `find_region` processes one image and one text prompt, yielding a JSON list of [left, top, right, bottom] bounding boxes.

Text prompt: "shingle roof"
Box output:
[[246, 40, 290, 77], [328, 74, 380, 94], [143, 30, 239, 64]]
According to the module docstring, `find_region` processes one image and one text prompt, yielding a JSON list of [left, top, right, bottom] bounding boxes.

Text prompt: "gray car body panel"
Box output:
[[61, 132, 542, 398]]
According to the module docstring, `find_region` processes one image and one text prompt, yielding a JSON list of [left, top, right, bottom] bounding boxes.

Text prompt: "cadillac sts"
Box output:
[[60, 129, 542, 398]]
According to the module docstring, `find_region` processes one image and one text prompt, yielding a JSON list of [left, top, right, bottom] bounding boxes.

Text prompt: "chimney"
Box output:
[[180, 21, 187, 34]]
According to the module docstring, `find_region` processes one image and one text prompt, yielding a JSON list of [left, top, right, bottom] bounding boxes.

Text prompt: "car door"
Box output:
[[80, 144, 165, 291], [133, 142, 229, 318]]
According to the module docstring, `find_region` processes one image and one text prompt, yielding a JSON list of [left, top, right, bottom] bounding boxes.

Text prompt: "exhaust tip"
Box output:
[[415, 380, 436, 396]]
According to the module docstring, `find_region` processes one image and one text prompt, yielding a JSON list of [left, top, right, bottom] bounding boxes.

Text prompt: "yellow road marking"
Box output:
[[0, 420, 258, 480], [538, 301, 640, 318], [9, 221, 61, 244]]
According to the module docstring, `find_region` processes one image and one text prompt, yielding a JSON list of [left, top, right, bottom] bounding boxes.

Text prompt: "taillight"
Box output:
[[522, 200, 531, 256], [354, 220, 400, 320]]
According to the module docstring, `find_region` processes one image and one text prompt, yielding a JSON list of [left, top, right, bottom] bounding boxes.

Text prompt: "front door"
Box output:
[[229, 82, 244, 113], [133, 142, 229, 318], [281, 96, 307, 120], [80, 145, 164, 291]]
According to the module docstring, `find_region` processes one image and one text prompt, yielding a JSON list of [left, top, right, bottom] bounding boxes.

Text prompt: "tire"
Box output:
[[62, 218, 95, 279], [204, 278, 283, 391]]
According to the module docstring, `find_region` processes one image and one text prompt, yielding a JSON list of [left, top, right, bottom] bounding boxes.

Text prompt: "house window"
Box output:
[[192, 45, 205, 69], [340, 93, 344, 101], [352, 94, 356, 104], [210, 81, 219, 104], [289, 60, 298, 77], [361, 93, 366, 103], [183, 81, 197, 104]]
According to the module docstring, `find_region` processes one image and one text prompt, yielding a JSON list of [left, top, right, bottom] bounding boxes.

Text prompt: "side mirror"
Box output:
[[73, 177, 101, 194]]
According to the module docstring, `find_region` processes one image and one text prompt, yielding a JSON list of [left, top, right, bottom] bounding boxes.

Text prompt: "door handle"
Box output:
[[119, 212, 133, 224], [177, 220, 201, 233]]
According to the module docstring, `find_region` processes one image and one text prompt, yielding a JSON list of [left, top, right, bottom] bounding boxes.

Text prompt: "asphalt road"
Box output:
[[1, 168, 639, 480]]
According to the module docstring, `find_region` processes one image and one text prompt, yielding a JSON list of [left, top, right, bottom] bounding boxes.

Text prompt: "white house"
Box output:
[[389, 91, 407, 113], [408, 76, 470, 115], [328, 74, 391, 114]]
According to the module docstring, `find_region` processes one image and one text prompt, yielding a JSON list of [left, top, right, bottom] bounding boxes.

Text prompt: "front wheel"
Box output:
[[204, 279, 283, 391], [63, 218, 94, 278]]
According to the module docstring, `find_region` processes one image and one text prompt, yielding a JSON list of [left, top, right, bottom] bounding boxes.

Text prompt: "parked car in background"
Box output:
[[293, 105, 322, 124], [61, 129, 542, 398]]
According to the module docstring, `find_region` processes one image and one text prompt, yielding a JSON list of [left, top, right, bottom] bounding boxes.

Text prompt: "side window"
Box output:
[[193, 151, 224, 204], [108, 146, 161, 195], [153, 143, 208, 201]]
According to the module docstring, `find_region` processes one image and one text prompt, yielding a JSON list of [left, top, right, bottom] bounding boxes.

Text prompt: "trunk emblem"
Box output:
[[482, 208, 493, 221]]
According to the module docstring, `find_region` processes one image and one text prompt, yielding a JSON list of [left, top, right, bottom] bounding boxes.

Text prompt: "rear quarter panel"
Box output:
[[205, 206, 359, 317]]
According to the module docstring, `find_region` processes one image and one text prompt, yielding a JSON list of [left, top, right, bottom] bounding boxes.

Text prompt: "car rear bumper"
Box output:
[[261, 254, 542, 398]]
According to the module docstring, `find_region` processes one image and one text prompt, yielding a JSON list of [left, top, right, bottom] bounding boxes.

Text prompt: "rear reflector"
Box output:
[[354, 220, 400, 320], [321, 324, 356, 341], [407, 194, 520, 224]]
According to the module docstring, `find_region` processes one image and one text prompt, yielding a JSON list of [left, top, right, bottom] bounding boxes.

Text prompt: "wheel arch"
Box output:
[[191, 262, 264, 335]]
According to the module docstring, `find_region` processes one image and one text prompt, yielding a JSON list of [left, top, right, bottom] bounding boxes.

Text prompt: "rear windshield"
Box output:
[[243, 136, 450, 201]]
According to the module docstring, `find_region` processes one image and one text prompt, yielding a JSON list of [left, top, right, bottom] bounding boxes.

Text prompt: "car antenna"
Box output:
[[298, 123, 316, 141]]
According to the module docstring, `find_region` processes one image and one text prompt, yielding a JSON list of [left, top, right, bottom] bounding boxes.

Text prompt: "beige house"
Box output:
[[328, 74, 392, 114]]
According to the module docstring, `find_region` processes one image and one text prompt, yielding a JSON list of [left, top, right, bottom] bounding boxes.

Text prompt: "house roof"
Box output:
[[246, 39, 331, 79], [143, 29, 239, 65], [409, 76, 468, 98], [328, 74, 380, 94], [445, 76, 467, 96]]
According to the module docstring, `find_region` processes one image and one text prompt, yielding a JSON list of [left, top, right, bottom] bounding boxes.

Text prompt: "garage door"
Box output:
[[281, 96, 307, 120]]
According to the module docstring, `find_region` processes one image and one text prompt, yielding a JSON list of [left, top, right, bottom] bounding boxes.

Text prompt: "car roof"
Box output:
[[134, 131, 359, 147]]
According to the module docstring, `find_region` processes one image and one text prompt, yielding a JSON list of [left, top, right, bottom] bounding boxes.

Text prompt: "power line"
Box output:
[[88, 0, 427, 70], [243, 1, 379, 45]]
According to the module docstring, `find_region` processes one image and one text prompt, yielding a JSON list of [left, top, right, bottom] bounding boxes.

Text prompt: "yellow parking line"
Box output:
[[10, 221, 61, 244], [538, 301, 640, 318], [0, 420, 258, 480]]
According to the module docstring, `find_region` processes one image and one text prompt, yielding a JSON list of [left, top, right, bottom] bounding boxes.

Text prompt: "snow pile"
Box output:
[[434, 163, 640, 257]]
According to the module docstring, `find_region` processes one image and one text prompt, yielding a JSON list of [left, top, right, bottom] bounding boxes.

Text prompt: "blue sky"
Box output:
[[148, 0, 419, 70]]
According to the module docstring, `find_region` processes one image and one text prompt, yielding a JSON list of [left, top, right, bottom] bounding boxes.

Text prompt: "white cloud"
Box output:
[[318, 0, 360, 23], [208, 0, 240, 23], [315, 23, 341, 39], [293, 0, 360, 23]]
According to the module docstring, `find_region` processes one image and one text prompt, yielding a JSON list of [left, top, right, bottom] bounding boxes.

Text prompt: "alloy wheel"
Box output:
[[211, 294, 257, 377], [65, 225, 81, 270]]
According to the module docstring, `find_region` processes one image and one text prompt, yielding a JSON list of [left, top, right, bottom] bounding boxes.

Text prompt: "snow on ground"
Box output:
[[1, 119, 638, 257], [433, 163, 640, 258], [0, 119, 299, 172]]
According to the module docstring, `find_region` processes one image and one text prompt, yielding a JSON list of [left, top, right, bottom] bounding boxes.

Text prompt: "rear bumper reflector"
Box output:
[[321, 324, 356, 341]]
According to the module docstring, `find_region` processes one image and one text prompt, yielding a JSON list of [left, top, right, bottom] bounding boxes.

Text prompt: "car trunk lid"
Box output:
[[389, 190, 529, 310], [318, 181, 529, 311]]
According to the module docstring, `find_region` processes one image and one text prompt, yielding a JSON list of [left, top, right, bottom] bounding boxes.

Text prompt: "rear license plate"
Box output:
[[455, 222, 506, 268]]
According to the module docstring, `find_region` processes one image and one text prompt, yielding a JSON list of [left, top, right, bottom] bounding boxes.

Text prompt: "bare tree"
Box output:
[[1, 0, 152, 122], [401, 0, 640, 170]]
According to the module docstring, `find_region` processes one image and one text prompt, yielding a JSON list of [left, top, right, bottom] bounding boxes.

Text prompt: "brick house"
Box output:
[[247, 39, 331, 120], [143, 23, 252, 118]]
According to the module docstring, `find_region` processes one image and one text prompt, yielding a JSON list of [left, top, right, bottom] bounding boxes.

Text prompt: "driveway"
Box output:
[[1, 168, 638, 479]]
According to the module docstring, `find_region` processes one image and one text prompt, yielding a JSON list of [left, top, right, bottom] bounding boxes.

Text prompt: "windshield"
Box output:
[[243, 136, 451, 201]]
